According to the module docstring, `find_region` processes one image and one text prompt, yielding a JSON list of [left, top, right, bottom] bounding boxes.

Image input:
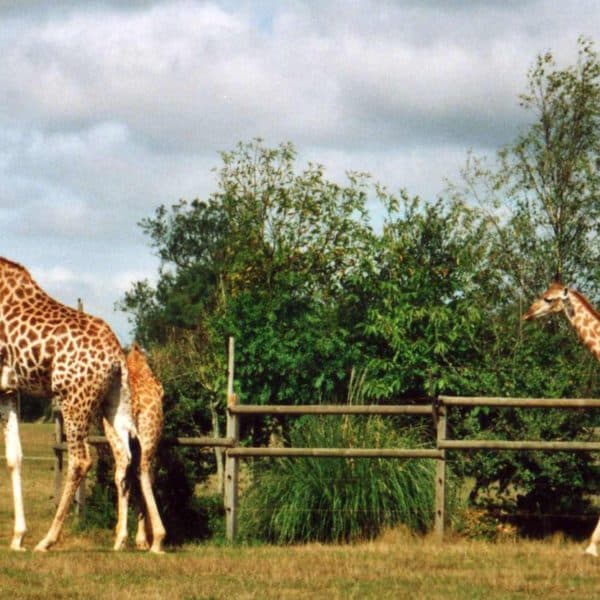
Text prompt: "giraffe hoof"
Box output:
[[584, 545, 598, 557], [10, 534, 27, 551], [113, 539, 127, 551]]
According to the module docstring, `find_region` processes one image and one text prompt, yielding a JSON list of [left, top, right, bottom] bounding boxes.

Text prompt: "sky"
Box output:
[[1, 0, 597, 342]]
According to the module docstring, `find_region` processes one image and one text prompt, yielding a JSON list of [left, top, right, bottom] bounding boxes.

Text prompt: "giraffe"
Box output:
[[123, 342, 166, 553], [0, 257, 135, 551], [523, 280, 600, 556]]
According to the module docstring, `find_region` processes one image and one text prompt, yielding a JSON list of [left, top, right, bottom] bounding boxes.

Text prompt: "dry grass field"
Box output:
[[0, 423, 599, 599]]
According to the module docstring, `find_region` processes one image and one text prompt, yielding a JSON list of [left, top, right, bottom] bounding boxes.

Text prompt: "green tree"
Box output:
[[456, 37, 600, 293], [509, 37, 600, 287], [121, 139, 377, 442]]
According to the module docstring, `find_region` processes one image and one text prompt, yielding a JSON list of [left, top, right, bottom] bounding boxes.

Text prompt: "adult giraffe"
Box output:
[[0, 257, 135, 551], [523, 280, 600, 556]]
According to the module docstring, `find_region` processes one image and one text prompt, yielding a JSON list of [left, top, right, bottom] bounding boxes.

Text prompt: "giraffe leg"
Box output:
[[584, 516, 600, 557], [138, 460, 165, 554], [34, 435, 92, 552], [102, 417, 131, 551], [2, 394, 27, 551]]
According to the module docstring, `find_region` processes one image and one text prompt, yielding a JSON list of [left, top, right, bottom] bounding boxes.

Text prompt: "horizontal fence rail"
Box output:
[[228, 404, 433, 415], [227, 447, 443, 458], [438, 395, 600, 408], [439, 440, 600, 451]]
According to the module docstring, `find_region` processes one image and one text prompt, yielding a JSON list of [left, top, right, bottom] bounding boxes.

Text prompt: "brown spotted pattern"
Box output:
[[568, 291, 600, 360], [126, 342, 166, 552], [0, 257, 133, 551]]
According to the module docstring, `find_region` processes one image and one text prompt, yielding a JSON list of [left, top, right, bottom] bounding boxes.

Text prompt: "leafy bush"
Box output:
[[238, 414, 453, 543]]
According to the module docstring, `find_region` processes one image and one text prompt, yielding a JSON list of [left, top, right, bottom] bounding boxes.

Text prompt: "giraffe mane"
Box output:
[[0, 257, 30, 274], [570, 289, 600, 322], [0, 256, 63, 305]]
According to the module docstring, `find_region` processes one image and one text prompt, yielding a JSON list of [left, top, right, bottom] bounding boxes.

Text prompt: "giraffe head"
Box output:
[[522, 281, 570, 321]]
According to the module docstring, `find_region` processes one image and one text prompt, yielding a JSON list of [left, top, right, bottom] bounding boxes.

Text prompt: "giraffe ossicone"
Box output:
[[523, 281, 600, 556], [0, 256, 136, 551]]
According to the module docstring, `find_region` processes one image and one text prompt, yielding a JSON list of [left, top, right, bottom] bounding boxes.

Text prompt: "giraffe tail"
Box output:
[[106, 361, 138, 461]]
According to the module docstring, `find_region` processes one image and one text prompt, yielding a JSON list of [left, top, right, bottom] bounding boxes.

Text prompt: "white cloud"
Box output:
[[0, 0, 557, 153], [31, 264, 77, 286], [0, 120, 217, 243], [0, 0, 597, 341]]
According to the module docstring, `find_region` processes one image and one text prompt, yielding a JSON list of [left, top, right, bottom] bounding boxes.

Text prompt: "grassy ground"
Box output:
[[0, 424, 599, 599]]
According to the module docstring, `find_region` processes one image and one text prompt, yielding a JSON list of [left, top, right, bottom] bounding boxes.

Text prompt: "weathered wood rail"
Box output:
[[52, 340, 600, 542]]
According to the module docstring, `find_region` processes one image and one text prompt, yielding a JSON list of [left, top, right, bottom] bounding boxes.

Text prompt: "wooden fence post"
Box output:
[[434, 400, 447, 540], [224, 337, 240, 541]]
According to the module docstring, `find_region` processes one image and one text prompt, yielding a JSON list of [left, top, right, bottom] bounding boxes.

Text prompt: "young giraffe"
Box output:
[[0, 257, 135, 551], [523, 280, 600, 556], [124, 342, 166, 553]]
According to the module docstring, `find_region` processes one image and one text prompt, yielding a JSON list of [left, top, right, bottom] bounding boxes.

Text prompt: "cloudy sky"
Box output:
[[1, 0, 597, 342]]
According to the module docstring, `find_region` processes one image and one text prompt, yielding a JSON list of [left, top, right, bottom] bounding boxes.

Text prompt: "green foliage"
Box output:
[[357, 194, 493, 398], [238, 415, 445, 543], [450, 317, 600, 516], [121, 139, 376, 440], [220, 291, 354, 407], [150, 445, 220, 544]]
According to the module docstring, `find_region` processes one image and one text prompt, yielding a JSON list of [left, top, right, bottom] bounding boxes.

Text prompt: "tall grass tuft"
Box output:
[[239, 413, 440, 543]]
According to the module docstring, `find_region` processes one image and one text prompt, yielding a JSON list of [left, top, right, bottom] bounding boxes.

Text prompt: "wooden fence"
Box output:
[[52, 338, 600, 541]]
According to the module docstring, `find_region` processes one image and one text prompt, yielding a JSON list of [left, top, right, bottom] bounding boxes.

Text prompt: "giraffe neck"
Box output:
[[565, 290, 600, 361]]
